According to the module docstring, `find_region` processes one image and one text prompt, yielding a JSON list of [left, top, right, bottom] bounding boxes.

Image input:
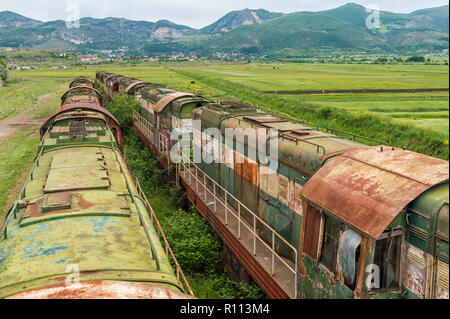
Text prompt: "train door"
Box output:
[[432, 203, 449, 299]]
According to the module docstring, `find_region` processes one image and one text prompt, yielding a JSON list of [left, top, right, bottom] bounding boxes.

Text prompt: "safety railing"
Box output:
[[133, 109, 154, 143], [177, 150, 298, 299], [135, 177, 195, 297]]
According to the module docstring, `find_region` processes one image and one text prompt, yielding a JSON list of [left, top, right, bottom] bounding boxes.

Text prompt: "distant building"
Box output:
[[77, 54, 101, 62]]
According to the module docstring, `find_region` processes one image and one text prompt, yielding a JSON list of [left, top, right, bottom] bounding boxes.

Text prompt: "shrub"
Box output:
[[163, 208, 222, 273], [0, 59, 8, 82]]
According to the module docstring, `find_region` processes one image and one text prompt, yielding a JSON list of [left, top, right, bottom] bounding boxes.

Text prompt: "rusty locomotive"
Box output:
[[0, 77, 194, 299], [97, 71, 449, 300]]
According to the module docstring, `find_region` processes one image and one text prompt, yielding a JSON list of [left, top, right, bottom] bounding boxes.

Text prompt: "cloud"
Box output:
[[0, 0, 448, 28]]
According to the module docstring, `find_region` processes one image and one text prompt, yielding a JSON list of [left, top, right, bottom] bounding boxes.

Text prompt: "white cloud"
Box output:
[[0, 0, 448, 28]]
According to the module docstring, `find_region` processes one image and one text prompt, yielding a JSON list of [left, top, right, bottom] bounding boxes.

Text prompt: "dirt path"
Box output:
[[0, 93, 51, 142]]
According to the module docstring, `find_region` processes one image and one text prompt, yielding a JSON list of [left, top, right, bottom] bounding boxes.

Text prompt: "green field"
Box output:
[[171, 63, 449, 135]]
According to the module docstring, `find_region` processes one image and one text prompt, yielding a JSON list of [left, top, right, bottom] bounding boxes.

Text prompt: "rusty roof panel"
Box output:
[[44, 165, 110, 193], [301, 146, 449, 239], [7, 281, 194, 299], [153, 92, 194, 113]]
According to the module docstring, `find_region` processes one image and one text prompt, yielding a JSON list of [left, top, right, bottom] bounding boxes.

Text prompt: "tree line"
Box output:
[[0, 59, 8, 82]]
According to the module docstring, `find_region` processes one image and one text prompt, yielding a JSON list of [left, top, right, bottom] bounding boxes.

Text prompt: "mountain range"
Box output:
[[0, 3, 448, 57]]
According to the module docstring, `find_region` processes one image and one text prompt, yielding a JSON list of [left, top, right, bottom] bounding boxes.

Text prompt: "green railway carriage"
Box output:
[[96, 71, 449, 299], [137, 85, 209, 158], [0, 80, 193, 299]]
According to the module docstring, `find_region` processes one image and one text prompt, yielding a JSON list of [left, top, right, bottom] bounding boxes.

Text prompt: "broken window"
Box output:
[[320, 215, 343, 274], [369, 231, 403, 291]]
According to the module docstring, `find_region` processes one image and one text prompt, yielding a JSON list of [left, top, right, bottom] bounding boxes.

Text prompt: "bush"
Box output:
[[406, 56, 425, 63], [0, 59, 8, 82], [163, 208, 222, 273], [103, 86, 266, 299], [105, 93, 139, 135]]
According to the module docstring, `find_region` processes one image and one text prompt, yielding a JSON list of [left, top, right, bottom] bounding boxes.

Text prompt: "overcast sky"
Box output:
[[0, 0, 448, 28]]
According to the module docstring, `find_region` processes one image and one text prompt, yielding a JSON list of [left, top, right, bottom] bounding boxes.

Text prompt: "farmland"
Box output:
[[0, 61, 448, 216]]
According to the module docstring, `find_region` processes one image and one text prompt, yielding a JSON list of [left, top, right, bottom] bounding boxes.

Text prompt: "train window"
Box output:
[[369, 231, 403, 291], [320, 215, 343, 274], [338, 229, 361, 290]]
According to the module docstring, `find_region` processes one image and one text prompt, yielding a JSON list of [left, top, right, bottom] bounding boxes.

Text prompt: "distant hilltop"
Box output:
[[0, 3, 448, 57]]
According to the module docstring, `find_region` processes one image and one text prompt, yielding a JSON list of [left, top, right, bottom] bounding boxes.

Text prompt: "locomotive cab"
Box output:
[[298, 146, 449, 299]]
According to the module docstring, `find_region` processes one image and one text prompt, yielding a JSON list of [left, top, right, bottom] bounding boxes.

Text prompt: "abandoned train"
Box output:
[[0, 78, 193, 299], [96, 71, 449, 299]]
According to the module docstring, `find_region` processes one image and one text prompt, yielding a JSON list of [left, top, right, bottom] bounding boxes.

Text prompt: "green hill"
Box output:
[[0, 3, 448, 56], [196, 3, 449, 56]]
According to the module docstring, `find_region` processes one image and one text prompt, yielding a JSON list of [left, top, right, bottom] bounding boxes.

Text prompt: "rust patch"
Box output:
[[7, 280, 193, 299]]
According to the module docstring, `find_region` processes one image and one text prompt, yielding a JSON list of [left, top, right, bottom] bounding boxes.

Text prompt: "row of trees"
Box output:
[[0, 59, 8, 82]]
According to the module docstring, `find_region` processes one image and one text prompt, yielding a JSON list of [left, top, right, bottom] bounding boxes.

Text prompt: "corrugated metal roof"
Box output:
[[301, 146, 449, 239]]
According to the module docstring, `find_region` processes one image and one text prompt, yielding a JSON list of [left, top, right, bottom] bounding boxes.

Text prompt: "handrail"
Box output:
[[178, 149, 298, 299], [2, 202, 18, 239], [134, 104, 299, 298], [18, 126, 51, 200], [279, 132, 327, 154], [134, 177, 195, 297]]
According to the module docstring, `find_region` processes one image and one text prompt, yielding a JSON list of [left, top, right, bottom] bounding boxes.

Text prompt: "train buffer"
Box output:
[[177, 151, 298, 299]]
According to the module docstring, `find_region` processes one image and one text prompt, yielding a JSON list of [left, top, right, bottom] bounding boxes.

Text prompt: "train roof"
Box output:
[[61, 86, 104, 107], [301, 146, 449, 239], [69, 77, 94, 88], [199, 103, 364, 176]]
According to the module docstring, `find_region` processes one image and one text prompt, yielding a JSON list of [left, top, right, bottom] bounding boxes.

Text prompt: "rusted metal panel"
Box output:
[[435, 259, 449, 299], [288, 180, 303, 215], [61, 86, 104, 107], [7, 281, 194, 299], [404, 243, 427, 298], [153, 92, 194, 113], [301, 146, 449, 239]]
